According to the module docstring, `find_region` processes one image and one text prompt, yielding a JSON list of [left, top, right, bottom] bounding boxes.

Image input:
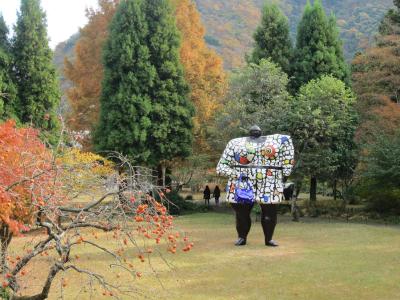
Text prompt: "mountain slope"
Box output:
[[54, 0, 393, 71], [194, 0, 393, 68]]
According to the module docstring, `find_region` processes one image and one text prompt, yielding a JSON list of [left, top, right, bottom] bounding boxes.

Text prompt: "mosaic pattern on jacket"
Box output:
[[216, 134, 295, 204]]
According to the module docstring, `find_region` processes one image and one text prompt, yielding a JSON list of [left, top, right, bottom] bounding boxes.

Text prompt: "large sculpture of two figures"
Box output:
[[217, 125, 295, 247]]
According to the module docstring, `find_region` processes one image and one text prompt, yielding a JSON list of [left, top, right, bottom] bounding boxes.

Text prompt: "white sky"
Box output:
[[0, 0, 100, 48]]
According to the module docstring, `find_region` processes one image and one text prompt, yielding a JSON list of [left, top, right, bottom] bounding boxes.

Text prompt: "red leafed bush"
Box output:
[[0, 119, 55, 235]]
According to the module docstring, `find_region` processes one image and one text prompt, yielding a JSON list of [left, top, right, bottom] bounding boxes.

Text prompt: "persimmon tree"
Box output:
[[0, 120, 193, 299], [0, 120, 56, 275]]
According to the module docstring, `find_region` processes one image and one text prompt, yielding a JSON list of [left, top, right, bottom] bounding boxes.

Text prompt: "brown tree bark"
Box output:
[[310, 176, 317, 203], [1, 224, 12, 274]]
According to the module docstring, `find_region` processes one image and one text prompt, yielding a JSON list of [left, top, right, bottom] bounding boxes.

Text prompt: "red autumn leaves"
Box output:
[[0, 120, 55, 235]]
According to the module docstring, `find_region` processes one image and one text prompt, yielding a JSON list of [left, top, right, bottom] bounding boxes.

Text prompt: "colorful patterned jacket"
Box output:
[[216, 134, 295, 204]]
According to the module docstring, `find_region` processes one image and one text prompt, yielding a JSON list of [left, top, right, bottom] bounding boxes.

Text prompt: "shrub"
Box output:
[[356, 130, 400, 214], [164, 191, 197, 215], [185, 194, 193, 200]]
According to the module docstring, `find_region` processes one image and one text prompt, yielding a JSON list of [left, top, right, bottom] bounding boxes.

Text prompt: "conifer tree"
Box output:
[[327, 13, 351, 84], [12, 0, 60, 133], [143, 0, 194, 166], [67, 0, 212, 154], [249, 3, 293, 74], [94, 0, 154, 163], [291, 0, 350, 91], [0, 15, 17, 121], [95, 0, 193, 170]]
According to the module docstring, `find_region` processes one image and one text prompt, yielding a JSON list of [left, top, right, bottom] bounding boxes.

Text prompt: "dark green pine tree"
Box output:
[[291, 0, 350, 92], [249, 3, 293, 74], [143, 0, 194, 166], [12, 0, 60, 133], [0, 15, 17, 121], [94, 0, 155, 163], [327, 13, 351, 85]]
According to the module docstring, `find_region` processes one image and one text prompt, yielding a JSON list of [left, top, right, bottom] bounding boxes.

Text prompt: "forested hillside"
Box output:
[[195, 0, 393, 68], [54, 0, 393, 69]]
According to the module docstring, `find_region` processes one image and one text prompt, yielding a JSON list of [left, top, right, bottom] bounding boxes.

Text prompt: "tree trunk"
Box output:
[[310, 176, 317, 203], [11, 263, 62, 300], [1, 224, 12, 274], [340, 181, 349, 213], [117, 166, 127, 205], [333, 179, 337, 201], [295, 180, 302, 199], [161, 164, 166, 188]]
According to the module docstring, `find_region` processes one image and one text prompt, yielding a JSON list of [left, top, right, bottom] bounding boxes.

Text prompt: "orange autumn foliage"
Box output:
[[0, 120, 54, 234], [64, 0, 119, 149], [352, 33, 400, 142], [173, 0, 226, 153]]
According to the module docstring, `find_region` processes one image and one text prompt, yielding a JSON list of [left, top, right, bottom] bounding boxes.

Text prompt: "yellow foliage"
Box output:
[[58, 149, 115, 193], [173, 0, 227, 153], [59, 148, 114, 176]]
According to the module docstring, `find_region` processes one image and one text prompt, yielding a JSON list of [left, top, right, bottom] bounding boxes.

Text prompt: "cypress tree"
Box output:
[[249, 3, 293, 74], [327, 13, 351, 84], [12, 0, 60, 133], [291, 0, 350, 91], [143, 0, 194, 166], [95, 0, 193, 169], [94, 0, 155, 163], [0, 15, 17, 121]]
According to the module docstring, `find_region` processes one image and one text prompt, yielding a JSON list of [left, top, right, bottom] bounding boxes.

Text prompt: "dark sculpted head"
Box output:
[[249, 125, 262, 138]]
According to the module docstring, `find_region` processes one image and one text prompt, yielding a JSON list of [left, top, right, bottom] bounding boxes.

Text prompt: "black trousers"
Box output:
[[231, 203, 278, 243]]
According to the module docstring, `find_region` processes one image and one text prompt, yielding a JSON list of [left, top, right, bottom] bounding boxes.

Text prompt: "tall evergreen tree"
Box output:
[[143, 0, 194, 166], [94, 0, 193, 170], [12, 0, 60, 133], [94, 0, 155, 163], [249, 3, 293, 74], [0, 15, 17, 121], [291, 0, 350, 91], [327, 13, 351, 84]]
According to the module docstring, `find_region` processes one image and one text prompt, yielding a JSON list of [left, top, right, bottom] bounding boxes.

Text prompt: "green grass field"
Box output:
[[11, 212, 400, 299]]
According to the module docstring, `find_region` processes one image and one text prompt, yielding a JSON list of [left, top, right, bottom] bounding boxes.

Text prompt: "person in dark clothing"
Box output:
[[203, 185, 211, 206], [213, 185, 221, 206]]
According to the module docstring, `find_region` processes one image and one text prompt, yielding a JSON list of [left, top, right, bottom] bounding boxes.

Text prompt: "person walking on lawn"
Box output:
[[213, 185, 221, 206], [203, 185, 211, 207]]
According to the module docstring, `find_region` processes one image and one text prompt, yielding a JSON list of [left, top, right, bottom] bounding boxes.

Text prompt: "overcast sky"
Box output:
[[0, 0, 99, 48]]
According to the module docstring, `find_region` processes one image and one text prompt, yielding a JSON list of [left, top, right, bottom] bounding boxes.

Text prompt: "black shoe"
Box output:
[[266, 240, 279, 247], [235, 238, 246, 246]]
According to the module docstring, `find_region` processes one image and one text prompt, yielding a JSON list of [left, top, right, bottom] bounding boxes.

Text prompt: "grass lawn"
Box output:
[[10, 212, 400, 299]]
